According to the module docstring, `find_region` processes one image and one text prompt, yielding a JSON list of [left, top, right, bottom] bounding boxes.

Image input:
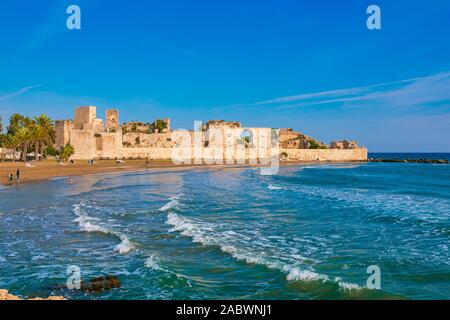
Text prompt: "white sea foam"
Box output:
[[145, 254, 165, 271], [268, 184, 284, 190], [0, 255, 6, 263], [73, 202, 135, 254], [115, 235, 135, 254], [286, 268, 328, 282], [159, 196, 180, 211], [74, 203, 110, 235], [334, 277, 361, 290], [166, 212, 362, 291]]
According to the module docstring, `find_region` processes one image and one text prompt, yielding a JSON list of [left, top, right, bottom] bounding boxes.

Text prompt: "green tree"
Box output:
[[151, 119, 168, 133], [7, 113, 32, 136], [45, 145, 59, 157], [2, 134, 20, 161], [60, 143, 75, 161], [306, 137, 327, 150]]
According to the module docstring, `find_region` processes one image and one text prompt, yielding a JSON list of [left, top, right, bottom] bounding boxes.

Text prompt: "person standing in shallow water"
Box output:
[[16, 168, 20, 182], [7, 173, 13, 185]]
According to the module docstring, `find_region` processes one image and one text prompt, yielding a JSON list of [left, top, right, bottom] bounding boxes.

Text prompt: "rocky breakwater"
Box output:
[[370, 158, 449, 164]]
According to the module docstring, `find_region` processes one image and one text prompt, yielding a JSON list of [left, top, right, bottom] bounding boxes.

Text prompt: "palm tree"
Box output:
[[32, 115, 55, 161], [31, 125, 46, 161], [15, 127, 32, 162]]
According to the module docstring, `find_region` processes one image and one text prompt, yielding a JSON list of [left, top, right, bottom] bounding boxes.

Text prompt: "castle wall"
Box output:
[[55, 120, 73, 150], [281, 148, 368, 162], [122, 122, 151, 133], [61, 106, 368, 162], [123, 132, 174, 148], [96, 132, 123, 159], [91, 119, 104, 133], [121, 147, 172, 159], [70, 130, 97, 159]]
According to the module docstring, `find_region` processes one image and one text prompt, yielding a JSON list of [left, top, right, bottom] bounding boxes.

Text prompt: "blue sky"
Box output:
[[0, 0, 449, 152]]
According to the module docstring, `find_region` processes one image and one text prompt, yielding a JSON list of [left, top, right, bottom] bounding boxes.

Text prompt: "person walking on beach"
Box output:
[[16, 168, 20, 183], [145, 157, 149, 168]]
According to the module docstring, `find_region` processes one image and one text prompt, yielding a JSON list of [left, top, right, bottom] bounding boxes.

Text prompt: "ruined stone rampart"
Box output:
[[57, 106, 368, 162], [121, 147, 172, 159], [281, 148, 368, 162]]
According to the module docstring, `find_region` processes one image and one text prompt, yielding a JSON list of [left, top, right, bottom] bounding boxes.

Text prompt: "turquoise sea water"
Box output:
[[0, 160, 449, 300]]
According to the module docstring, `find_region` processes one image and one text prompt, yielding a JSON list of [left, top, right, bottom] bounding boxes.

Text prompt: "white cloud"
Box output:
[[0, 85, 42, 103], [242, 72, 450, 111]]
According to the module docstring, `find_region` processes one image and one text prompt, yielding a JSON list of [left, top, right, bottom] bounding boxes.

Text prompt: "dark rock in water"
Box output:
[[369, 158, 449, 164], [81, 275, 120, 292]]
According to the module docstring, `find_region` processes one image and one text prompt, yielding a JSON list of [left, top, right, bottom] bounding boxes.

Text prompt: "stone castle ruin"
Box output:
[[55, 106, 367, 162]]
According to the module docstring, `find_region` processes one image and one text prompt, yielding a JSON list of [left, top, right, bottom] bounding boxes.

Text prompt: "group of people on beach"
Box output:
[[6, 169, 20, 184]]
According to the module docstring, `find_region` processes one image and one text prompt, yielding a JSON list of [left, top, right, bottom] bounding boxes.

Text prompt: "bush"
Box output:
[[307, 138, 327, 149], [151, 119, 168, 132], [46, 145, 59, 157]]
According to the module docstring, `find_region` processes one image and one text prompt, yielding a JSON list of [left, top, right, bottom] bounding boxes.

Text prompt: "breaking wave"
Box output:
[[159, 196, 180, 211], [145, 254, 165, 271], [166, 212, 361, 291], [73, 202, 135, 254]]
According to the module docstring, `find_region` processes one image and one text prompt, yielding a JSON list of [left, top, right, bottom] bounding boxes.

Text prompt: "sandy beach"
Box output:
[[0, 159, 217, 186]]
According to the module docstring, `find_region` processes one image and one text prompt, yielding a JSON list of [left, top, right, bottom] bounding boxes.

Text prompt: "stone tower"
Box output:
[[106, 109, 119, 132], [74, 106, 97, 130]]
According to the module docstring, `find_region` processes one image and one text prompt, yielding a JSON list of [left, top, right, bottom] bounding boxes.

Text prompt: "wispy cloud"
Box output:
[[242, 72, 450, 111], [0, 85, 42, 103]]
